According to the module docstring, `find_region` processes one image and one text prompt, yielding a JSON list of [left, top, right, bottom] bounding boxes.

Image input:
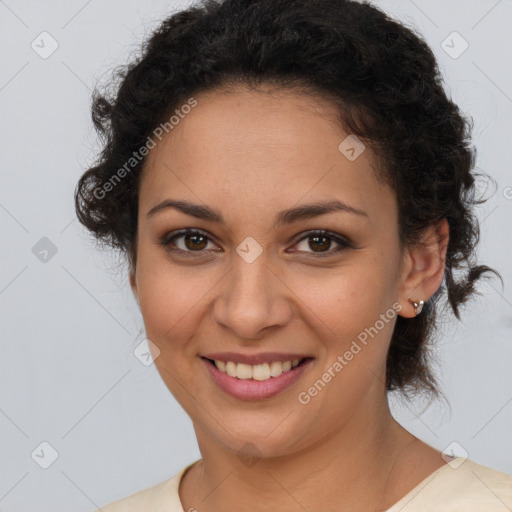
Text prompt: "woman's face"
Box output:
[[131, 86, 412, 458]]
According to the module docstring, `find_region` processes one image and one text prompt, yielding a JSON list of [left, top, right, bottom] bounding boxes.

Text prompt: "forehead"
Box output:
[[139, 86, 394, 225]]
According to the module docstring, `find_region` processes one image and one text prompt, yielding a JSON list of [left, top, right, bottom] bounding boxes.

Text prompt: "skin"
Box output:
[[129, 85, 450, 512]]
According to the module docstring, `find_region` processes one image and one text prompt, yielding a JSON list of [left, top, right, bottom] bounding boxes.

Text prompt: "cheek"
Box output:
[[136, 246, 187, 336], [292, 258, 397, 335], [137, 267, 205, 397], [136, 252, 224, 364], [295, 268, 398, 414], [139, 273, 203, 339]]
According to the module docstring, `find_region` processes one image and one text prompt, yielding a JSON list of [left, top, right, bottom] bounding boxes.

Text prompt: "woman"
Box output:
[[75, 0, 512, 510]]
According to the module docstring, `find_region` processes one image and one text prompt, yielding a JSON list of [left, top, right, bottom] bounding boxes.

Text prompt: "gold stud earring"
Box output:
[[409, 299, 424, 315]]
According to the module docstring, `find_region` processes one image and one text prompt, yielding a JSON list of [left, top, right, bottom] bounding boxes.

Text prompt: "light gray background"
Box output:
[[1, 1, 511, 511]]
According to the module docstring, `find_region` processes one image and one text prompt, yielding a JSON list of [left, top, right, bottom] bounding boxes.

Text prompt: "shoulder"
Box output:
[[93, 465, 189, 512], [388, 458, 512, 512], [438, 458, 512, 510]]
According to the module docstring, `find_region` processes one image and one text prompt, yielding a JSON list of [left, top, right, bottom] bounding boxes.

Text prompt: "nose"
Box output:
[[212, 253, 293, 339]]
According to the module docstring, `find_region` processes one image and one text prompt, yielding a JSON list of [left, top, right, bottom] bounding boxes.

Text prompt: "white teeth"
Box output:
[[269, 361, 283, 377], [226, 361, 237, 377], [236, 363, 252, 379], [252, 363, 270, 381], [213, 359, 304, 380]]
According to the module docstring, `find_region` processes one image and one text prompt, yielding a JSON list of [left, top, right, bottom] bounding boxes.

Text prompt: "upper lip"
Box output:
[[202, 352, 312, 365]]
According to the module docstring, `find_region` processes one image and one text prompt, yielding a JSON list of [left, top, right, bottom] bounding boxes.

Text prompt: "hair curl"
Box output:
[[74, 0, 500, 401]]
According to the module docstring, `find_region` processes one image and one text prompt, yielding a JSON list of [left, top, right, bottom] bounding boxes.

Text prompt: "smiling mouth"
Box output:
[[202, 357, 312, 381]]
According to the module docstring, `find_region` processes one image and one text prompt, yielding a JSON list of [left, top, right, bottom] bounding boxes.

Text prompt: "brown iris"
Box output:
[[308, 235, 331, 252], [184, 233, 208, 250]]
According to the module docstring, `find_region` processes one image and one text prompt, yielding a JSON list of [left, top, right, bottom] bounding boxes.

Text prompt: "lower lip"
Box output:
[[202, 358, 314, 400]]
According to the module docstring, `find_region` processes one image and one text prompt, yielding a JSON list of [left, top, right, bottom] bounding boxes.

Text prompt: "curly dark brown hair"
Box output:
[[74, 0, 500, 401]]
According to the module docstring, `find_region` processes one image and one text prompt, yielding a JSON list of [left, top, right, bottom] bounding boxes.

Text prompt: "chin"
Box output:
[[194, 410, 313, 462]]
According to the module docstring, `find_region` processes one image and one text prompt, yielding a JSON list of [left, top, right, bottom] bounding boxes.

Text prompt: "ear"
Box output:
[[398, 219, 449, 318]]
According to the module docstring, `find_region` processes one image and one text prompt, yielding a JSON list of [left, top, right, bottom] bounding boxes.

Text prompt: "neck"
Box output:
[[180, 395, 427, 512]]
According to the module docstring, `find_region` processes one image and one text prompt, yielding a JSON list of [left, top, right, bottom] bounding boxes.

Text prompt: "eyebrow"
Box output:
[[146, 198, 368, 227]]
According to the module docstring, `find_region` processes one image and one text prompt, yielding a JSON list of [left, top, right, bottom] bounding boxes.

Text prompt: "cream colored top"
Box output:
[[96, 457, 512, 511]]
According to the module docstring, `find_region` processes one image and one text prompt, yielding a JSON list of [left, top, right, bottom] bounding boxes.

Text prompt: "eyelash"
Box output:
[[158, 229, 353, 258]]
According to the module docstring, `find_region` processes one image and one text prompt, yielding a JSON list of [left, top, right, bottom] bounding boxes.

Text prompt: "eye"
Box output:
[[289, 230, 353, 257], [159, 229, 220, 257], [159, 228, 353, 259]]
